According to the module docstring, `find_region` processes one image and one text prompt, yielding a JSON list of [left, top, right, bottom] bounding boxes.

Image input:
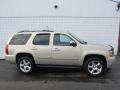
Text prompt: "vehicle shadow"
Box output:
[[12, 67, 112, 84]]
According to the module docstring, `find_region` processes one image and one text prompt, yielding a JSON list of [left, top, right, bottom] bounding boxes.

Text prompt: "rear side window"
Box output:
[[9, 34, 31, 45], [33, 33, 50, 45]]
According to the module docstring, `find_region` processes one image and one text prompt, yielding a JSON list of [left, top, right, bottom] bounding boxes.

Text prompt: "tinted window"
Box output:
[[9, 34, 31, 45], [54, 34, 73, 46], [33, 34, 50, 45]]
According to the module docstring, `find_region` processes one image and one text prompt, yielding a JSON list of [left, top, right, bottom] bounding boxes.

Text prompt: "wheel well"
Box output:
[[16, 53, 35, 64], [83, 54, 107, 68]]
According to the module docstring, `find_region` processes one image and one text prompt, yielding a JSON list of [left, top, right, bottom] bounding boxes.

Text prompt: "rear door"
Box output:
[[31, 33, 52, 64]]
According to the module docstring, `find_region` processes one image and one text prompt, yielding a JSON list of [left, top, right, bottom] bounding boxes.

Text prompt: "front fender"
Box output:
[[80, 50, 107, 66]]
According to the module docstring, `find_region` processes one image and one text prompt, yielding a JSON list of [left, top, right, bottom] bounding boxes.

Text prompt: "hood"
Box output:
[[83, 43, 112, 51]]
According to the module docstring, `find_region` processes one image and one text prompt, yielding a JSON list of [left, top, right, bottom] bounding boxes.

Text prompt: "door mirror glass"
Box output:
[[70, 41, 77, 47]]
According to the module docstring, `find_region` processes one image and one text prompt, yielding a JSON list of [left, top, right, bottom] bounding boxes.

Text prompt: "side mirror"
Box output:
[[70, 41, 77, 47]]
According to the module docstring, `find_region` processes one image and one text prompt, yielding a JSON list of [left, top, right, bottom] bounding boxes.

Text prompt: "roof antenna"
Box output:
[[45, 26, 49, 30]]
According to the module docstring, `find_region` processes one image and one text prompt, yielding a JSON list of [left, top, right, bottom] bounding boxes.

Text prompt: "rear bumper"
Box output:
[[5, 55, 16, 63], [107, 56, 115, 68]]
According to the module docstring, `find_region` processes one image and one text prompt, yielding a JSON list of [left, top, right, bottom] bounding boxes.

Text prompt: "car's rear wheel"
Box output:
[[17, 56, 34, 74], [84, 57, 106, 76]]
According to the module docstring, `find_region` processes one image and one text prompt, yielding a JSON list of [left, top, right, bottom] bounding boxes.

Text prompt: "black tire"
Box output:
[[83, 57, 106, 76], [17, 56, 35, 74]]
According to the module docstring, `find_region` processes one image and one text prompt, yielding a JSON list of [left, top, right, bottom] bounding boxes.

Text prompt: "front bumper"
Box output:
[[107, 56, 115, 68], [5, 55, 16, 64]]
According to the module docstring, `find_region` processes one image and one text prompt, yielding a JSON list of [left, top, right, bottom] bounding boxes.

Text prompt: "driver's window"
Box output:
[[54, 33, 73, 46]]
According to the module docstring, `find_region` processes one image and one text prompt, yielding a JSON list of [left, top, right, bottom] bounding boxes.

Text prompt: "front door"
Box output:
[[51, 33, 80, 65]]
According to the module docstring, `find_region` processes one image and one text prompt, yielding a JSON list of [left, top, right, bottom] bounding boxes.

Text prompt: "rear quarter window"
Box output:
[[9, 34, 31, 45]]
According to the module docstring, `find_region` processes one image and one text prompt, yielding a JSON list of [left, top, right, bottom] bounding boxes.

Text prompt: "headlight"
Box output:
[[108, 46, 114, 57], [108, 50, 114, 57]]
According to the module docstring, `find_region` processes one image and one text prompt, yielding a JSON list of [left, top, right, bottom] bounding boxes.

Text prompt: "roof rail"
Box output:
[[41, 30, 54, 32], [18, 31, 35, 33], [18, 30, 54, 33]]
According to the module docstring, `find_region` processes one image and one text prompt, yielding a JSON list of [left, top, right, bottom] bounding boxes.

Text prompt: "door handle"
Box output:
[[31, 47, 37, 50], [53, 48, 60, 51]]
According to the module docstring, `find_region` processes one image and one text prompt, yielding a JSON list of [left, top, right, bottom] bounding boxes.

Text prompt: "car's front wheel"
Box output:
[[84, 57, 106, 76], [17, 56, 34, 74]]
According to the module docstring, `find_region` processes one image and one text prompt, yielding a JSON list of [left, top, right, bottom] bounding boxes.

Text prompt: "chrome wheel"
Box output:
[[19, 59, 32, 73], [88, 60, 102, 75]]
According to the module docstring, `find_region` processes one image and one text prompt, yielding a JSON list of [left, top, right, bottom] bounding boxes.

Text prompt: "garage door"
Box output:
[[0, 16, 119, 58]]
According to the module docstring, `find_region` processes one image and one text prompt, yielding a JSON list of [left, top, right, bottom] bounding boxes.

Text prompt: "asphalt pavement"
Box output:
[[0, 57, 120, 90]]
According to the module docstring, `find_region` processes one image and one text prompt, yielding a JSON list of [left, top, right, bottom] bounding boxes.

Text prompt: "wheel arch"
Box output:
[[82, 54, 107, 68], [16, 53, 35, 64]]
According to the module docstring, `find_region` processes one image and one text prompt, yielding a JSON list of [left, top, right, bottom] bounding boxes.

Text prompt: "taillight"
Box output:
[[5, 45, 9, 55]]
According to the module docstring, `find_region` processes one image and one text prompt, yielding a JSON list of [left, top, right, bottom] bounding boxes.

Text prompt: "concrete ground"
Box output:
[[0, 57, 120, 90]]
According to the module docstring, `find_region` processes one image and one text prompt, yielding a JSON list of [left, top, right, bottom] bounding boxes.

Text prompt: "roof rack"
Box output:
[[18, 30, 35, 33], [41, 30, 54, 32], [18, 30, 54, 33]]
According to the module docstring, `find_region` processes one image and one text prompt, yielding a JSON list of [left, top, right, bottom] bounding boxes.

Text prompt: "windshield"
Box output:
[[68, 33, 87, 44]]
